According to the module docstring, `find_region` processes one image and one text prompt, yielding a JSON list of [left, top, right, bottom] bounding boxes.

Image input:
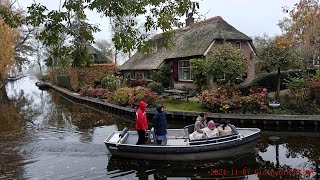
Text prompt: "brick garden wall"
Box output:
[[49, 64, 117, 92]]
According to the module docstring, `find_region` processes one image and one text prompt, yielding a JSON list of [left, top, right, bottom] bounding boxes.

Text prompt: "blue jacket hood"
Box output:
[[156, 104, 163, 113]]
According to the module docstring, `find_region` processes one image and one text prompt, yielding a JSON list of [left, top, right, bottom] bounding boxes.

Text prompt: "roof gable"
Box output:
[[120, 16, 252, 71]]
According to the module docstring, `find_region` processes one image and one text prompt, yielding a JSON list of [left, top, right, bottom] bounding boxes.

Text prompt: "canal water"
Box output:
[[0, 76, 319, 180]]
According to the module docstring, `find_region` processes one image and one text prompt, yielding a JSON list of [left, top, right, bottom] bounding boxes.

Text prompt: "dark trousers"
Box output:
[[136, 130, 146, 145]]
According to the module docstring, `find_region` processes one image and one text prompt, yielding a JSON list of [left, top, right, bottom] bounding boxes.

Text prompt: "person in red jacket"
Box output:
[[136, 101, 148, 145]]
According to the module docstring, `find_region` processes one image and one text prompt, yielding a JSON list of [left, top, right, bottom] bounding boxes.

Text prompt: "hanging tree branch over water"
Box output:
[[1, 0, 199, 68]]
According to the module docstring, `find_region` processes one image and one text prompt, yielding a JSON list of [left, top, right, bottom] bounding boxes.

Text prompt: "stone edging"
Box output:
[[44, 82, 320, 126]]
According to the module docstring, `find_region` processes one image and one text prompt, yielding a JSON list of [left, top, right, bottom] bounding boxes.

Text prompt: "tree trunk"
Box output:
[[114, 49, 118, 65], [0, 84, 9, 106], [37, 48, 43, 79], [275, 67, 281, 102], [275, 143, 279, 168]]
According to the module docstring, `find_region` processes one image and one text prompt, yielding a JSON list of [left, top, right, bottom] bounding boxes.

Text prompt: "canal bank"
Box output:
[[42, 82, 320, 127]]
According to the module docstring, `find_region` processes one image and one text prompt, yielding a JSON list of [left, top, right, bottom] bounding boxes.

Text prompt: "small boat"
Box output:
[[7, 74, 25, 81], [35, 81, 50, 90], [104, 124, 260, 161]]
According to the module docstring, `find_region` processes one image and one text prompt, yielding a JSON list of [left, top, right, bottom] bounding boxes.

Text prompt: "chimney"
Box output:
[[185, 13, 194, 26]]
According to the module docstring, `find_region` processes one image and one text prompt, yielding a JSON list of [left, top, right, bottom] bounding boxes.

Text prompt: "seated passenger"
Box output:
[[189, 120, 218, 140], [202, 120, 219, 138], [194, 113, 207, 133], [188, 113, 207, 140], [217, 119, 232, 136]]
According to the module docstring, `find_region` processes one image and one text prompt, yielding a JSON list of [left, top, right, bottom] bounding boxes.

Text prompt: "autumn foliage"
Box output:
[[285, 0, 320, 44], [49, 64, 117, 91], [0, 16, 17, 83], [198, 86, 269, 113]]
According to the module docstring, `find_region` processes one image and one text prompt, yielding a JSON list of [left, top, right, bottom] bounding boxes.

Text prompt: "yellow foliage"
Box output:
[[0, 17, 17, 82]]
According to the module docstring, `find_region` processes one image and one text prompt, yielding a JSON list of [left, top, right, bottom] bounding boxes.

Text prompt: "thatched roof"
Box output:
[[119, 16, 253, 71], [86, 45, 113, 64]]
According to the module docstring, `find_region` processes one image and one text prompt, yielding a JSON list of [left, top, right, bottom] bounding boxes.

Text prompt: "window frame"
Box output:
[[235, 41, 241, 49], [178, 60, 193, 81]]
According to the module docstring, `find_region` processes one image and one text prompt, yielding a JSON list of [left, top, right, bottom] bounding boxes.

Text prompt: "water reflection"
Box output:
[[0, 83, 31, 179], [1, 77, 135, 179], [106, 131, 319, 180], [107, 153, 260, 179]]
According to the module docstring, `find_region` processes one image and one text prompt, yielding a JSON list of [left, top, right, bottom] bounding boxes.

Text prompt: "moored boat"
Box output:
[[7, 74, 25, 81], [35, 81, 50, 90], [104, 124, 260, 161]]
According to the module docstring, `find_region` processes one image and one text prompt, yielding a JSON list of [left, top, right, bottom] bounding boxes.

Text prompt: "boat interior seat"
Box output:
[[118, 127, 129, 143], [185, 123, 238, 136], [188, 124, 239, 145], [184, 124, 195, 136], [229, 124, 239, 134]]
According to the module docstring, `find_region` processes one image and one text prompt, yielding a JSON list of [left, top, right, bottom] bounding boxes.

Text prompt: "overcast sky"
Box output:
[[17, 0, 298, 42]]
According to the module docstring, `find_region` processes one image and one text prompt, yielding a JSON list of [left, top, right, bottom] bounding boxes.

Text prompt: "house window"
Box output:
[[144, 71, 151, 79], [135, 72, 144, 80], [235, 41, 241, 49], [178, 60, 192, 80]]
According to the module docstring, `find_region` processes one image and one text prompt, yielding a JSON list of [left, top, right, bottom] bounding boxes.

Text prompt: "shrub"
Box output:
[[286, 76, 307, 91], [101, 75, 123, 92], [198, 86, 271, 114], [79, 85, 113, 101], [113, 87, 133, 106], [150, 64, 172, 88], [206, 43, 247, 84], [79, 85, 94, 97], [280, 76, 320, 114], [238, 70, 304, 95], [197, 86, 243, 113], [190, 59, 207, 90], [113, 86, 162, 107], [283, 87, 312, 114], [306, 77, 320, 105], [147, 82, 164, 95], [241, 87, 269, 113], [57, 75, 72, 90]]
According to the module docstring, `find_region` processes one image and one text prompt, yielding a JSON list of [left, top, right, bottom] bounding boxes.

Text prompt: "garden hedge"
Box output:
[[238, 69, 305, 95], [57, 75, 72, 90]]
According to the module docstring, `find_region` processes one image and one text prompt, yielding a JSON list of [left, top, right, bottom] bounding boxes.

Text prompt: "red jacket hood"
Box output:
[[139, 101, 147, 111]]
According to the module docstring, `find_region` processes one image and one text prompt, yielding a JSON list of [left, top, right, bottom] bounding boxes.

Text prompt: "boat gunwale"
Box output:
[[104, 128, 260, 148]]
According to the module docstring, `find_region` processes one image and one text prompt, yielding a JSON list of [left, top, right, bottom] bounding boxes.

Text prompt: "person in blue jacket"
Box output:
[[152, 104, 167, 145]]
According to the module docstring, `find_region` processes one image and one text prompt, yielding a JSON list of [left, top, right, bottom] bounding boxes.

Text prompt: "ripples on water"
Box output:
[[0, 76, 319, 179]]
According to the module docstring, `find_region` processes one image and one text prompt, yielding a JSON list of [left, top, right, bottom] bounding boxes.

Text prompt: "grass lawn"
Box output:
[[163, 99, 208, 112]]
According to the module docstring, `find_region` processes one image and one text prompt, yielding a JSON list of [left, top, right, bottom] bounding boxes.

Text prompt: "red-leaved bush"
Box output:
[[197, 86, 242, 113], [79, 85, 113, 101], [241, 87, 269, 113], [113, 86, 162, 107], [198, 86, 269, 113], [306, 77, 320, 105]]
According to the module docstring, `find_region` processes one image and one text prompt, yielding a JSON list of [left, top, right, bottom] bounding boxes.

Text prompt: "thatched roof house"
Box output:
[[119, 16, 256, 88], [86, 45, 113, 64]]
